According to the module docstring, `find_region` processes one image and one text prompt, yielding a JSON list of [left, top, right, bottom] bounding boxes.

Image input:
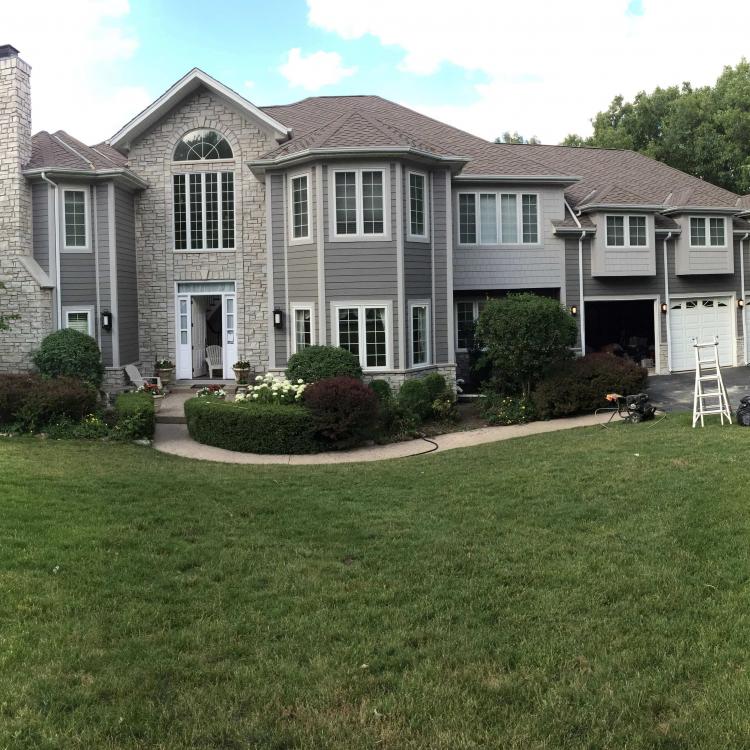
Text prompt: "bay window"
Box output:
[[290, 173, 311, 242], [690, 216, 726, 247], [408, 171, 429, 240], [457, 191, 539, 245], [605, 215, 648, 247], [173, 172, 234, 250], [335, 303, 390, 369], [331, 167, 389, 239]]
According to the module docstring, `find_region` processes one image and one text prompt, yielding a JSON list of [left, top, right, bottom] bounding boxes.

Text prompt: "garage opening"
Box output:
[[585, 300, 656, 368]]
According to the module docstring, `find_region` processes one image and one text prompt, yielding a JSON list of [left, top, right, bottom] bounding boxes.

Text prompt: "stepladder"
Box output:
[[692, 337, 732, 427]]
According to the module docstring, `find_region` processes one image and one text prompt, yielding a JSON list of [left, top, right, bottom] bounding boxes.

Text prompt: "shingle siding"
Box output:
[[31, 182, 49, 273]]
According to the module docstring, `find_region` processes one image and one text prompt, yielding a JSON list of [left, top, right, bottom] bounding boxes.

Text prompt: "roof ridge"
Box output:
[[51, 131, 94, 170]]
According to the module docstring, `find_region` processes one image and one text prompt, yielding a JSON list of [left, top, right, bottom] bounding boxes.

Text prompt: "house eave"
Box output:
[[453, 174, 580, 186], [23, 167, 148, 190], [661, 205, 741, 216], [577, 203, 665, 213]]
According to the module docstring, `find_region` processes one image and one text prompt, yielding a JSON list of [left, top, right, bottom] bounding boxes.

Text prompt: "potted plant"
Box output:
[[154, 359, 175, 386], [139, 382, 166, 412], [232, 359, 253, 385], [196, 384, 226, 400]]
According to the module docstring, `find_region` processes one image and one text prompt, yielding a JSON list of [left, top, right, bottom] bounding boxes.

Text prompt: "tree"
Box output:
[[495, 131, 541, 145], [475, 293, 577, 398], [0, 282, 19, 332], [561, 59, 750, 193]]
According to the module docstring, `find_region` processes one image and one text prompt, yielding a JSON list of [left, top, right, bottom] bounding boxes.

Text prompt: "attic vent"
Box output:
[[0, 44, 20, 59]]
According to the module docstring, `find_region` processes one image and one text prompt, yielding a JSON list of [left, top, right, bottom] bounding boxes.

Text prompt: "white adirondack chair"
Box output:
[[205, 345, 223, 378], [124, 363, 161, 389]]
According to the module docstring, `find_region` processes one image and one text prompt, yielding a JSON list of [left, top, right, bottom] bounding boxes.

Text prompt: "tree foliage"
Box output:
[[561, 59, 750, 193], [495, 131, 541, 145]]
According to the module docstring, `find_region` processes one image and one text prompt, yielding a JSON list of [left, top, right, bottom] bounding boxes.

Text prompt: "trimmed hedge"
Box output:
[[33, 328, 104, 388], [114, 391, 156, 440], [286, 345, 362, 384], [532, 353, 648, 419], [397, 379, 433, 421], [185, 398, 320, 454]]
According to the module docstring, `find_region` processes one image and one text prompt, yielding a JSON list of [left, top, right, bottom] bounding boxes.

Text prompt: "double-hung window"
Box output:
[[332, 167, 388, 239], [410, 302, 430, 366], [173, 172, 235, 250], [408, 172, 429, 240], [292, 305, 314, 353], [289, 173, 311, 242], [455, 300, 486, 351], [62, 188, 89, 250], [690, 217, 726, 247], [605, 215, 648, 247], [63, 308, 93, 336], [335, 303, 390, 370], [457, 191, 539, 245]]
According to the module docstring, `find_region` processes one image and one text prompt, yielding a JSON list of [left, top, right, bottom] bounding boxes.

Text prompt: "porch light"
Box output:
[[273, 309, 283, 329], [661, 303, 668, 314], [101, 311, 113, 331], [570, 305, 578, 316], [739, 299, 745, 309]]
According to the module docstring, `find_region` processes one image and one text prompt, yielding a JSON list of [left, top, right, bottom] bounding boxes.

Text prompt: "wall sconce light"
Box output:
[[660, 303, 668, 314], [273, 309, 283, 329], [570, 305, 578, 316], [101, 311, 113, 331], [739, 299, 745, 309]]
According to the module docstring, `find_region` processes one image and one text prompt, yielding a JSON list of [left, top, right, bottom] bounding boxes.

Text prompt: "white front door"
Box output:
[[176, 295, 192, 379], [669, 296, 734, 371]]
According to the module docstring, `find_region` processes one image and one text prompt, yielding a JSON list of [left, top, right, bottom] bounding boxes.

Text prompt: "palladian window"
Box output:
[[173, 129, 233, 161]]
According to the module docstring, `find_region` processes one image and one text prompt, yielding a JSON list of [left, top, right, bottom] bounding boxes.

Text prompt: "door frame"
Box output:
[[583, 294, 662, 374]]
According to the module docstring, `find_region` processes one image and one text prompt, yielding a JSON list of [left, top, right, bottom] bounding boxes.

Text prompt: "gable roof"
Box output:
[[108, 68, 291, 151]]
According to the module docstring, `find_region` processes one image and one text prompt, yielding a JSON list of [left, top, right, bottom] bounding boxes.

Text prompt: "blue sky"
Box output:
[[6, 0, 750, 145]]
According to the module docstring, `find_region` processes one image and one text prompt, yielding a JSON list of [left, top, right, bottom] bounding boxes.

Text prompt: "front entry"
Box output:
[[175, 281, 237, 380]]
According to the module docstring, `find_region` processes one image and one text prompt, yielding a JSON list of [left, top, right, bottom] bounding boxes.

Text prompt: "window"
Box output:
[[62, 189, 89, 250], [292, 306, 314, 353], [455, 300, 487, 351], [173, 172, 234, 250], [173, 129, 233, 161], [457, 191, 539, 245], [605, 215, 648, 248], [690, 216, 726, 247], [332, 168, 388, 238], [64, 309, 92, 336], [408, 172, 428, 239], [335, 304, 390, 370], [410, 303, 430, 366], [290, 174, 310, 241]]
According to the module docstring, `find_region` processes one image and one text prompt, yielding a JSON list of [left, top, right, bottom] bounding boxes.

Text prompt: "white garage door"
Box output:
[[669, 297, 734, 371]]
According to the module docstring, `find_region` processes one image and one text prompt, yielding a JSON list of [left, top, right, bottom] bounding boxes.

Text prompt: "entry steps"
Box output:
[[692, 338, 732, 427]]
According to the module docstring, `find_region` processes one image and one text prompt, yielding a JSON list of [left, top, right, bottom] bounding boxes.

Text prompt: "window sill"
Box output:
[[604, 246, 651, 251], [329, 234, 392, 243], [289, 237, 314, 247], [173, 248, 236, 254], [61, 247, 92, 254], [406, 234, 430, 244]]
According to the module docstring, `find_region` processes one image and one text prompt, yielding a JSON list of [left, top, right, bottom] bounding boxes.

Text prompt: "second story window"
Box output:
[[62, 188, 89, 250], [605, 215, 648, 248], [173, 129, 233, 161], [457, 191, 539, 246], [690, 217, 726, 247], [408, 172, 428, 239], [173, 172, 235, 251], [332, 167, 388, 239], [290, 174, 310, 242]]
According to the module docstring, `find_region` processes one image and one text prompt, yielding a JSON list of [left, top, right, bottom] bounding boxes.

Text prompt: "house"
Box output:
[[2, 44, 750, 390]]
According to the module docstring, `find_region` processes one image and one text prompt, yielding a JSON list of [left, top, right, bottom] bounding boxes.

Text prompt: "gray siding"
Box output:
[[674, 214, 734, 275], [96, 183, 113, 366], [452, 183, 565, 290], [31, 182, 49, 273], [590, 212, 656, 276], [115, 186, 139, 364], [270, 173, 287, 367], [432, 170, 449, 363]]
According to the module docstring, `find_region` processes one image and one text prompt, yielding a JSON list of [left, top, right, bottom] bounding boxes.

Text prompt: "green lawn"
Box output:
[[3, 416, 750, 749]]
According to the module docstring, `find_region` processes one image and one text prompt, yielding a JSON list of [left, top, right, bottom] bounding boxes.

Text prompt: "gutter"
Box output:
[[662, 232, 673, 372], [565, 199, 587, 356], [23, 167, 148, 190], [741, 232, 749, 366], [40, 171, 62, 329]]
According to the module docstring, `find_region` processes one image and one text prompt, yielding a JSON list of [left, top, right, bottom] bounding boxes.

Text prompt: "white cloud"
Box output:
[[4, 0, 150, 144], [307, 0, 750, 143], [244, 80, 256, 90], [279, 47, 356, 91]]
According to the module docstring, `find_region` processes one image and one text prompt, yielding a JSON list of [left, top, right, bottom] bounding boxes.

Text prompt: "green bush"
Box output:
[[185, 398, 320, 454], [0, 374, 34, 423], [47, 413, 110, 440], [13, 376, 98, 432], [369, 379, 393, 402], [422, 373, 449, 403], [114, 391, 155, 440], [32, 329, 104, 388], [398, 379, 432, 422], [286, 345, 362, 384], [480, 393, 536, 425], [532, 354, 648, 419]]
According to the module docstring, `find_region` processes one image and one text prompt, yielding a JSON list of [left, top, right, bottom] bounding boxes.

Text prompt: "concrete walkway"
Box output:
[[153, 412, 613, 466]]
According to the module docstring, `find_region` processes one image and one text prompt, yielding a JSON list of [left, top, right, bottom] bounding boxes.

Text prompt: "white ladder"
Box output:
[[692, 337, 732, 427]]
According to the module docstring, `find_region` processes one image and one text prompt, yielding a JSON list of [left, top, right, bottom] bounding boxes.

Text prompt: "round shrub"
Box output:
[[421, 373, 450, 403], [369, 379, 393, 402], [33, 329, 104, 388], [303, 376, 378, 449], [185, 398, 320, 454], [0, 373, 35, 424], [397, 379, 432, 422], [286, 345, 362, 384], [532, 353, 648, 419]]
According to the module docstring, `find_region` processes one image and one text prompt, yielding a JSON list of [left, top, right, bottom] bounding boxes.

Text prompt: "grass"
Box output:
[[3, 414, 750, 748]]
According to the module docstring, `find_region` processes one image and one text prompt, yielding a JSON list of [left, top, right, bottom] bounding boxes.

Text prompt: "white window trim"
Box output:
[[604, 214, 650, 249], [406, 170, 430, 242], [61, 186, 91, 252], [62, 305, 95, 336], [455, 190, 541, 247], [288, 171, 313, 245], [172, 170, 236, 252], [328, 165, 392, 242], [290, 303, 316, 354], [331, 300, 393, 371], [454, 300, 481, 352], [409, 300, 431, 367], [688, 215, 728, 249]]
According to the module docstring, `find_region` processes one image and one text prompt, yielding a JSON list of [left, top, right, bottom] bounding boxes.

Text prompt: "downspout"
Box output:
[[564, 200, 587, 356], [40, 172, 61, 329], [663, 232, 673, 372], [741, 232, 749, 366]]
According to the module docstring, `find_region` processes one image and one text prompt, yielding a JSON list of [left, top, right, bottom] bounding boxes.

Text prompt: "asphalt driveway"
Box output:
[[646, 365, 750, 411]]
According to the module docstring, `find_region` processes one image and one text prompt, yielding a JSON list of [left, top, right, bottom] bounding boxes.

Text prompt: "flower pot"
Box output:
[[156, 367, 174, 385], [152, 394, 165, 413], [233, 367, 252, 385]]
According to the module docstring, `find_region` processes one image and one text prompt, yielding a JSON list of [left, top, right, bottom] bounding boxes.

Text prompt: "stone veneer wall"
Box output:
[[0, 54, 52, 370], [127, 87, 277, 374]]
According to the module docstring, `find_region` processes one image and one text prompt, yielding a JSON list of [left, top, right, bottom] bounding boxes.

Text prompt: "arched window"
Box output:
[[173, 129, 233, 161]]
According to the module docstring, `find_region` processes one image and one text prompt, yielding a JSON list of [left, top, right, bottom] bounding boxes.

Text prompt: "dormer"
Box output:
[[667, 211, 735, 275]]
